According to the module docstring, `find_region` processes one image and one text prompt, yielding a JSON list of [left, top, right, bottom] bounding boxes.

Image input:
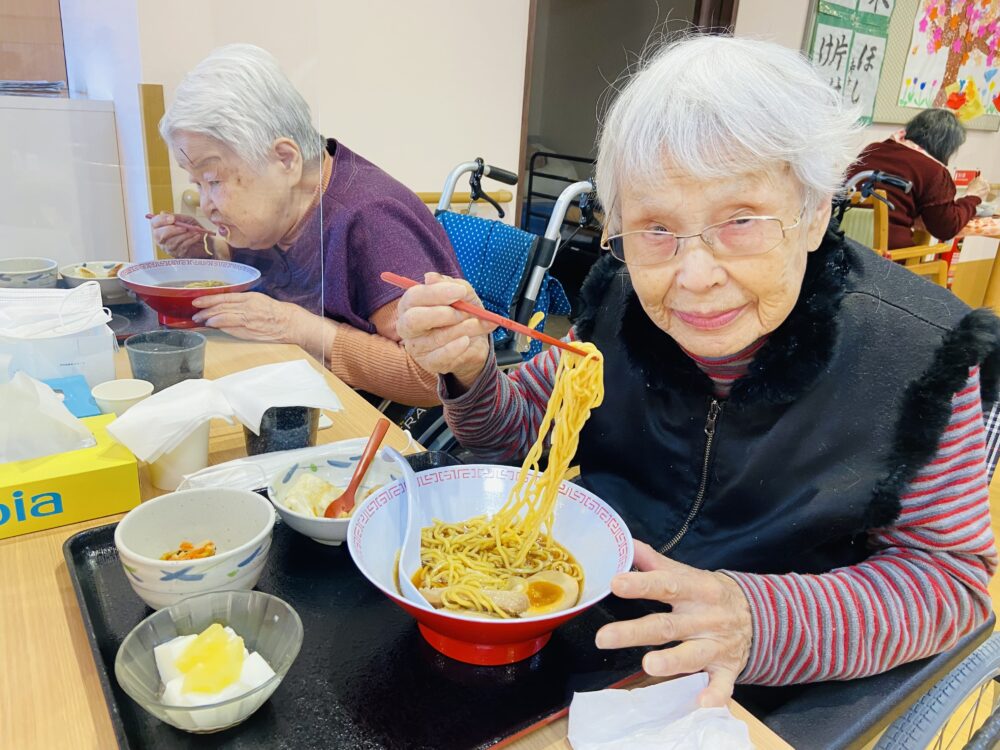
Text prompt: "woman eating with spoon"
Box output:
[[395, 35, 999, 707], [151, 44, 461, 407]]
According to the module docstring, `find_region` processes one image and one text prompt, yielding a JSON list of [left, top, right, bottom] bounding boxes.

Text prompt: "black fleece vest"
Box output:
[[573, 228, 1000, 575]]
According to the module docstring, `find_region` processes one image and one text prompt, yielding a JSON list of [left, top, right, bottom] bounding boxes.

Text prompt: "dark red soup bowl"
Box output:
[[347, 464, 634, 666], [119, 259, 261, 328]]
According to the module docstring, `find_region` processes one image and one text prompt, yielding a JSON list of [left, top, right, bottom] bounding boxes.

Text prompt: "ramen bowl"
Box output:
[[60, 260, 131, 302], [0, 257, 58, 288], [118, 259, 260, 327], [347, 464, 633, 666]]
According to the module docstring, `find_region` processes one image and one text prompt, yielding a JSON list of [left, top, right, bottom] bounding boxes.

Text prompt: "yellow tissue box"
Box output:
[[0, 414, 140, 540]]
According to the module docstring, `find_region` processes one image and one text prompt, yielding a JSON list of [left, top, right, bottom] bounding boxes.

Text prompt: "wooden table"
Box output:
[[960, 216, 1000, 310], [0, 333, 790, 750]]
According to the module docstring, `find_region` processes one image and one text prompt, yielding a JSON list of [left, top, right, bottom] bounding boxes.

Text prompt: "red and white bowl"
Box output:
[[119, 259, 260, 328], [347, 464, 634, 666]]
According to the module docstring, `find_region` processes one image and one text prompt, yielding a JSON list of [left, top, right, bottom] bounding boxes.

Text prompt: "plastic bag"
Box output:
[[0, 282, 115, 387]]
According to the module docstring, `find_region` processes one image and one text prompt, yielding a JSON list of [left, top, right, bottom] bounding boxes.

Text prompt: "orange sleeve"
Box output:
[[326, 298, 440, 407]]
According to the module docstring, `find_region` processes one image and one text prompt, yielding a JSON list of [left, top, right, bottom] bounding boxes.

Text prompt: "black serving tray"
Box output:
[[64, 452, 649, 750], [106, 297, 164, 343]]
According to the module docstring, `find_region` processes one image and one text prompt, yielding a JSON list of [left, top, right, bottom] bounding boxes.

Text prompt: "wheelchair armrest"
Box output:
[[495, 343, 526, 368], [734, 612, 995, 750]]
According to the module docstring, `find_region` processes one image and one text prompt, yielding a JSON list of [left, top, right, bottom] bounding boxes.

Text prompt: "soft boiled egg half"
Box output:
[[509, 570, 580, 616], [154, 623, 275, 707]]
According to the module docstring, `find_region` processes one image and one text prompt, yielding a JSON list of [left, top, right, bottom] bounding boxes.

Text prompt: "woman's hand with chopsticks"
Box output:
[[148, 212, 224, 259], [396, 272, 497, 392]]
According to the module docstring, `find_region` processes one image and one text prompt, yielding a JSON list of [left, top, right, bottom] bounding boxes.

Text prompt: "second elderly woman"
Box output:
[[153, 44, 461, 406]]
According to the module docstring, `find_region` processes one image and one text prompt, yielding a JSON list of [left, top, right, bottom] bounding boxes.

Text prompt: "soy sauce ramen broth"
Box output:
[[407, 540, 585, 618], [156, 280, 227, 289]]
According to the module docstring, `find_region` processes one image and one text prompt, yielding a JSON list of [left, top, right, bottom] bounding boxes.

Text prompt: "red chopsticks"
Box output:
[[380, 271, 588, 358], [144, 213, 214, 234]]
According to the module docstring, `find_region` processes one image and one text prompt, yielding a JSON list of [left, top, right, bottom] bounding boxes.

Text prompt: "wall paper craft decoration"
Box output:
[[898, 0, 1000, 119]]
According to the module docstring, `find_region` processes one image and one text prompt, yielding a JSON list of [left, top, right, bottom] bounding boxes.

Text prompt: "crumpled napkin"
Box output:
[[0, 372, 96, 462], [106, 379, 234, 463], [567, 673, 753, 750], [215, 360, 343, 435]]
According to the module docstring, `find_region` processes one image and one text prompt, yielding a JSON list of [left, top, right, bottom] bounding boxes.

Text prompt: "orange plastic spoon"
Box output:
[[324, 418, 391, 518]]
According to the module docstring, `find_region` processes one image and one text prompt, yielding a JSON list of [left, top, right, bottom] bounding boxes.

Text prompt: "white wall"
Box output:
[[732, 0, 812, 50], [60, 0, 149, 260], [0, 96, 129, 264], [58, 1, 532, 260], [137, 1, 530, 229]]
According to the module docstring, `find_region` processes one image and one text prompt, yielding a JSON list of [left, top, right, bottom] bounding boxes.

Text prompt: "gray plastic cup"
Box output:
[[125, 330, 206, 393], [243, 406, 320, 456]]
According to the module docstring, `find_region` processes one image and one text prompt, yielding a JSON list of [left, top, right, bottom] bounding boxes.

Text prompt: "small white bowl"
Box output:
[[266, 440, 399, 546], [0, 257, 58, 288], [61, 260, 131, 302], [91, 378, 154, 416], [115, 488, 276, 610]]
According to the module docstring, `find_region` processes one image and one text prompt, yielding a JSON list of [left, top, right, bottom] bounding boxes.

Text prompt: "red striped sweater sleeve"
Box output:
[[440, 336, 565, 460], [726, 368, 996, 684], [441, 345, 997, 684]]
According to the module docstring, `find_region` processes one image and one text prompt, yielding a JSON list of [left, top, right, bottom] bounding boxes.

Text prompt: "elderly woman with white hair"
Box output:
[[394, 36, 999, 705], [151, 44, 461, 406]]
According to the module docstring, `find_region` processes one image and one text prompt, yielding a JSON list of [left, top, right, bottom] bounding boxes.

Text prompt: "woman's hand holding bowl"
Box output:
[[595, 541, 753, 708], [192, 292, 305, 342], [396, 272, 496, 392]]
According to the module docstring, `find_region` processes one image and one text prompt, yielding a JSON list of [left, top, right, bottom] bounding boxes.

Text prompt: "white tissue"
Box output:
[[106, 379, 234, 463], [0, 372, 96, 462], [0, 282, 110, 339], [567, 673, 753, 750], [214, 360, 343, 434]]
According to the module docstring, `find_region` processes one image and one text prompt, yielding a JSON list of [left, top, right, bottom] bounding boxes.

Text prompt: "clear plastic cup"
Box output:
[[125, 330, 206, 393]]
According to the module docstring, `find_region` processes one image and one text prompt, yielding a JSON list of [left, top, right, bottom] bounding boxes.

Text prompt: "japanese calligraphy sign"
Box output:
[[810, 0, 895, 122]]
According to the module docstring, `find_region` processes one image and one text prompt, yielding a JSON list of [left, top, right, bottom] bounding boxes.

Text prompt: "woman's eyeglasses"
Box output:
[[600, 211, 803, 266]]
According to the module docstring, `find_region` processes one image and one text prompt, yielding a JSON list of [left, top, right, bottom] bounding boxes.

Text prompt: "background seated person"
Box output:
[[846, 108, 990, 249], [396, 36, 999, 706], [152, 44, 460, 407]]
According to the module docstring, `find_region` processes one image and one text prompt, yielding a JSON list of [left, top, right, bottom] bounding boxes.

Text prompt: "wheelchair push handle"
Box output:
[[878, 172, 913, 193], [837, 170, 913, 220], [436, 158, 518, 213], [844, 169, 913, 196], [482, 164, 518, 185]]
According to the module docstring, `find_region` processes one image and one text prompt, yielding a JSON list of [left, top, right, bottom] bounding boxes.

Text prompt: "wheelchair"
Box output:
[[397, 158, 596, 453]]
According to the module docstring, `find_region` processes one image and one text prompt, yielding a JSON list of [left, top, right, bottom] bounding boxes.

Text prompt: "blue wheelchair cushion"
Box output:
[[436, 210, 571, 358]]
